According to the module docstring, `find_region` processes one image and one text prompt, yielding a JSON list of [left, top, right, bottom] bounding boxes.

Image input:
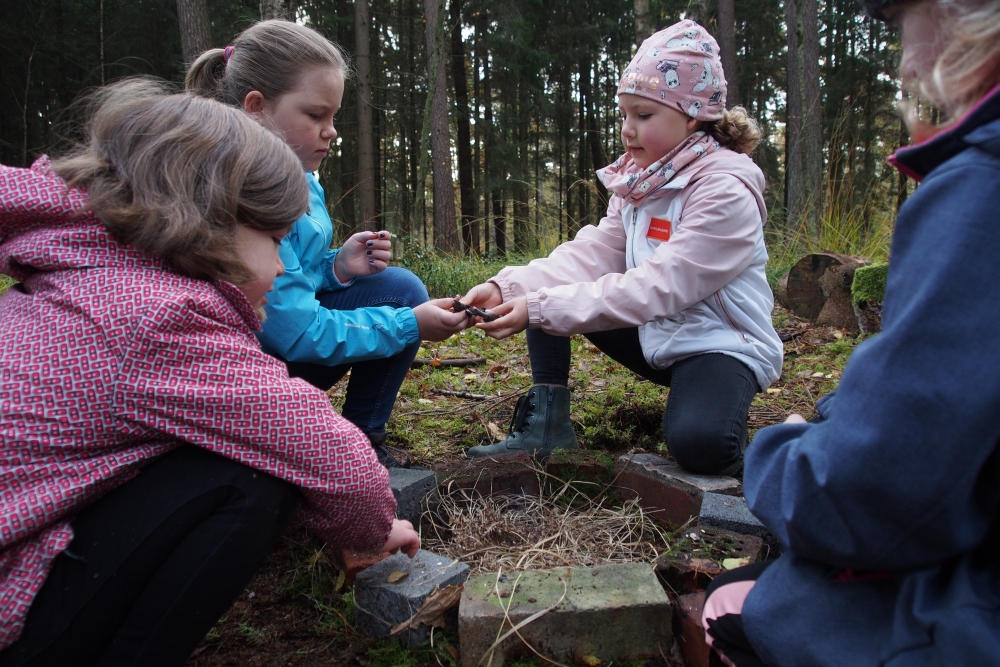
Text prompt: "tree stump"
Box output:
[[776, 253, 871, 332]]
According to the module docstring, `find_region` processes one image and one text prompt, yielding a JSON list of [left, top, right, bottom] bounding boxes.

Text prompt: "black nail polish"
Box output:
[[366, 240, 373, 247], [378, 232, 385, 238], [366, 250, 372, 255], [368, 259, 375, 264]]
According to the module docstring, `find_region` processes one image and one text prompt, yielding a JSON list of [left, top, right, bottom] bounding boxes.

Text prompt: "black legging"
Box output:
[[0, 446, 298, 667], [526, 327, 759, 475]]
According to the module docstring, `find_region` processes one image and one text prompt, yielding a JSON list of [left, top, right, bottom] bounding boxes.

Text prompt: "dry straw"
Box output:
[[422, 467, 672, 576]]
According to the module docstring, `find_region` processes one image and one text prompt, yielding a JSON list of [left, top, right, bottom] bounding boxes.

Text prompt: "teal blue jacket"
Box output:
[[255, 173, 420, 365]]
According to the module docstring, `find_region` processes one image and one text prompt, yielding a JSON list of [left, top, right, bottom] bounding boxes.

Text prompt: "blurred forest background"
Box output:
[[1, 0, 905, 266]]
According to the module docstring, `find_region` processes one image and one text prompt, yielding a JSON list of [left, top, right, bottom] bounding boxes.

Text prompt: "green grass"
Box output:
[[394, 244, 539, 299]]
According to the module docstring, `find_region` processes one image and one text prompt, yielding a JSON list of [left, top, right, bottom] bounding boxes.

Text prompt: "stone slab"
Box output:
[[435, 451, 540, 498], [656, 527, 764, 594], [697, 492, 770, 539], [389, 468, 439, 525], [614, 454, 741, 527], [458, 563, 672, 667], [354, 549, 470, 646]]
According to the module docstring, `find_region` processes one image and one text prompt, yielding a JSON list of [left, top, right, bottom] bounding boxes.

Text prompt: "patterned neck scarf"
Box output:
[[596, 131, 719, 205]]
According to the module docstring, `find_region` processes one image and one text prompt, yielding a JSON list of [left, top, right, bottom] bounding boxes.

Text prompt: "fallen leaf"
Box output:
[[334, 568, 347, 592], [487, 365, 507, 376], [487, 422, 506, 442], [580, 655, 602, 666], [766, 388, 782, 395], [811, 371, 825, 378], [417, 398, 433, 405], [825, 374, 833, 379], [688, 557, 722, 575], [387, 570, 409, 583], [722, 557, 751, 570], [390, 584, 464, 635], [463, 373, 478, 380], [834, 332, 844, 339], [430, 359, 441, 367], [445, 645, 460, 662]]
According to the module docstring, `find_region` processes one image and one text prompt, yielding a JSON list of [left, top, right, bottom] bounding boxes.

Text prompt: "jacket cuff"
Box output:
[[322, 249, 354, 291], [397, 307, 421, 346], [526, 292, 543, 328], [491, 275, 517, 303]]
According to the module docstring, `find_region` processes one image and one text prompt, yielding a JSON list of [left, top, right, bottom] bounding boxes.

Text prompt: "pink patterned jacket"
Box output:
[[0, 158, 396, 649]]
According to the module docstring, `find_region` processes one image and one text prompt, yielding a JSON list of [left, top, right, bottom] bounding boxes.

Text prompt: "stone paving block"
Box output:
[[697, 492, 771, 539], [614, 454, 741, 527], [354, 549, 470, 646], [459, 563, 672, 667], [389, 468, 439, 525], [435, 451, 540, 498], [673, 592, 726, 667]]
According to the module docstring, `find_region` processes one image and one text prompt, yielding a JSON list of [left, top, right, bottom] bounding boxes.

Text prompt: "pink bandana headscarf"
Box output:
[[598, 20, 728, 204]]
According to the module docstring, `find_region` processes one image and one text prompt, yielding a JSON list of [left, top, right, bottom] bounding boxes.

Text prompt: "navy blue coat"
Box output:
[[742, 85, 1000, 666]]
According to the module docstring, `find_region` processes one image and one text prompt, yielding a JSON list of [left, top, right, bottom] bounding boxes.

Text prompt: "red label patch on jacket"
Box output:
[[647, 217, 672, 242]]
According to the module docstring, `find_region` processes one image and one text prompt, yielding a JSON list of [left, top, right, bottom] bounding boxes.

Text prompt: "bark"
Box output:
[[775, 252, 870, 333], [716, 0, 739, 107], [424, 0, 458, 253], [634, 0, 651, 45], [579, 59, 608, 209], [355, 0, 377, 230], [450, 0, 477, 255], [514, 77, 529, 252], [800, 0, 824, 238], [176, 0, 211, 67], [259, 0, 292, 20], [783, 0, 804, 227]]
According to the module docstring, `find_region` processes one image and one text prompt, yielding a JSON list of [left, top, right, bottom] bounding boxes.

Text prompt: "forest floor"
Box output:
[[185, 306, 864, 667]]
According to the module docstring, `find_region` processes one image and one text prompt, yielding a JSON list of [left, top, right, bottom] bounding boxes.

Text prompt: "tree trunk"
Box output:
[[775, 252, 869, 333], [176, 0, 211, 67], [450, 0, 476, 255], [514, 77, 530, 252], [800, 0, 824, 239], [355, 0, 377, 230], [783, 0, 804, 229], [634, 0, 651, 45], [716, 0, 739, 107], [424, 0, 458, 253], [580, 59, 608, 209], [259, 0, 292, 20]]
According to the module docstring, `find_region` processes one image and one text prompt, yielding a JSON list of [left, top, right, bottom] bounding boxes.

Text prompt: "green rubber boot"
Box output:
[[467, 385, 579, 459]]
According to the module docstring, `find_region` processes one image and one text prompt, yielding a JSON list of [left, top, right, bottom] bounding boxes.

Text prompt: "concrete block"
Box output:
[[389, 468, 439, 525], [697, 492, 770, 540], [614, 454, 741, 527], [673, 592, 726, 667], [354, 549, 470, 646], [435, 451, 540, 498], [458, 563, 672, 667]]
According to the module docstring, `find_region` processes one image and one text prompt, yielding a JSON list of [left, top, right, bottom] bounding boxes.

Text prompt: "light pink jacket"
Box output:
[[492, 148, 782, 388]]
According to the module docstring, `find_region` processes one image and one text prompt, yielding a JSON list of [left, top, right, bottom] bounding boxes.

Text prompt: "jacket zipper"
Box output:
[[628, 207, 639, 269], [543, 389, 554, 449], [715, 292, 749, 344]]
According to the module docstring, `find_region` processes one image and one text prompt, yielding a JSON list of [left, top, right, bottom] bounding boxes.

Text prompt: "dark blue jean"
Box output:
[[282, 267, 429, 436], [526, 327, 759, 475]]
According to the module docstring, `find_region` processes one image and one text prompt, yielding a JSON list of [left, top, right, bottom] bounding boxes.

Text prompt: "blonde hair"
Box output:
[[904, 0, 1000, 139], [53, 78, 308, 287], [186, 20, 350, 106], [706, 106, 761, 156]]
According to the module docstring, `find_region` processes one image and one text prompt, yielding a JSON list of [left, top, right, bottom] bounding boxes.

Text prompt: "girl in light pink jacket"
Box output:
[[461, 20, 782, 475]]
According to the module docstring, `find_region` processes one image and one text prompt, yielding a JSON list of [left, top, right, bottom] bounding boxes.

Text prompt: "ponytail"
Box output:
[[185, 48, 229, 101], [706, 106, 761, 156]]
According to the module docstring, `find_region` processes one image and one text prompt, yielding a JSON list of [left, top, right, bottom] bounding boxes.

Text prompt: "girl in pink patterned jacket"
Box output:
[[462, 21, 783, 475], [0, 80, 419, 665]]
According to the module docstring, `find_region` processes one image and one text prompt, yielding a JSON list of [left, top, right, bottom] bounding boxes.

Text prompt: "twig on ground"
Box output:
[[411, 356, 487, 368], [430, 389, 490, 400]]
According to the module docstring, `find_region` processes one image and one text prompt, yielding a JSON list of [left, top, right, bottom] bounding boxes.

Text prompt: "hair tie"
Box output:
[[223, 46, 235, 63]]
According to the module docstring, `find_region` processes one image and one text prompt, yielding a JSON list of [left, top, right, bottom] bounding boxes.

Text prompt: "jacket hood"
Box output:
[[890, 83, 1000, 182], [647, 146, 768, 226]]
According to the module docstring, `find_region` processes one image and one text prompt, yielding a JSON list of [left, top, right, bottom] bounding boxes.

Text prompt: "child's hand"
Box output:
[[460, 282, 503, 309], [333, 231, 392, 283], [476, 296, 528, 339], [414, 298, 470, 341], [380, 518, 420, 558]]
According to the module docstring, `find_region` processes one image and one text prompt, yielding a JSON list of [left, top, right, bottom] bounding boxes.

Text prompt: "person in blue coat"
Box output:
[[699, 1, 1000, 665], [185, 21, 470, 468]]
